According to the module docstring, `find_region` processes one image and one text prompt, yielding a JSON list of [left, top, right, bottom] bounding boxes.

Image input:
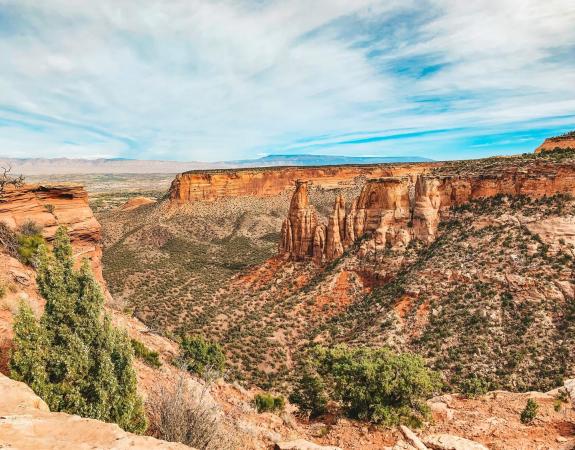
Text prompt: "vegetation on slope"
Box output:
[[325, 194, 575, 393], [10, 227, 147, 433]]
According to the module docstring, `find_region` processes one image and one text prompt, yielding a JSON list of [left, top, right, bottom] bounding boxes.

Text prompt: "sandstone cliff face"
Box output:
[[280, 161, 575, 264], [278, 181, 319, 260], [169, 164, 434, 203], [0, 184, 106, 360], [0, 184, 103, 281], [535, 132, 575, 153]]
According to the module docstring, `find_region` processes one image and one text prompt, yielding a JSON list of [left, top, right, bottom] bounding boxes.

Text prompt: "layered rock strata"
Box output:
[[0, 184, 103, 280], [535, 132, 575, 153], [280, 165, 575, 263], [169, 163, 435, 203]]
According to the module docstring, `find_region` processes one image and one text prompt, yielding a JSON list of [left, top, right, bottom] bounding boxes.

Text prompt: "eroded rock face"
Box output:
[[169, 164, 434, 203], [535, 133, 575, 153], [0, 184, 103, 282], [279, 181, 318, 260], [0, 373, 191, 450], [279, 160, 575, 264]]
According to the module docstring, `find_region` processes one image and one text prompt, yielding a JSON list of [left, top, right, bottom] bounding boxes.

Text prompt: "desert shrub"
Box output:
[[554, 389, 569, 412], [0, 281, 5, 300], [179, 335, 225, 376], [459, 375, 491, 398], [520, 399, 539, 424], [17, 234, 45, 265], [253, 392, 285, 413], [0, 222, 18, 257], [131, 338, 162, 368], [292, 345, 440, 427], [289, 369, 328, 418], [147, 372, 234, 450], [18, 220, 43, 236], [10, 227, 147, 433]]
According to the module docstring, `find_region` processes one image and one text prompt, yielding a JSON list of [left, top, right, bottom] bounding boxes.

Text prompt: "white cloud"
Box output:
[[0, 0, 573, 161]]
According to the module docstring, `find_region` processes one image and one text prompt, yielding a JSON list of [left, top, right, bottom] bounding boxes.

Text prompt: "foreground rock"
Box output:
[[423, 434, 488, 450], [275, 439, 342, 450], [0, 373, 191, 450]]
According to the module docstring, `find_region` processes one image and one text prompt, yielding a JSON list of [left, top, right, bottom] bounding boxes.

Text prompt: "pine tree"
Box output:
[[10, 226, 147, 433]]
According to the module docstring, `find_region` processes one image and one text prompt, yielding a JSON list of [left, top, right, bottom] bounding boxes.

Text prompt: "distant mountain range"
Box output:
[[0, 154, 433, 175]]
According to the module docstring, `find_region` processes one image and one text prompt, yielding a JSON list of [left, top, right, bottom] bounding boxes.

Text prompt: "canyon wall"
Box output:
[[169, 163, 436, 203], [280, 162, 575, 263], [535, 133, 575, 153], [0, 183, 104, 282]]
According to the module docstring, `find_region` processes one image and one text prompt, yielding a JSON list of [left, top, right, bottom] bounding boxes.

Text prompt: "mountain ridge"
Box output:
[[0, 154, 433, 175]]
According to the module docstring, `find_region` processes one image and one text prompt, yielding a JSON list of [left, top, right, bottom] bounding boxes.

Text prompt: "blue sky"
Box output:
[[0, 0, 574, 162]]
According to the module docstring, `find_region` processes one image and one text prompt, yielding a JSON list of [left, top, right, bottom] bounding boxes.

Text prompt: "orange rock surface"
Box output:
[[280, 159, 575, 263], [0, 183, 103, 281], [169, 163, 435, 203], [535, 134, 575, 153], [0, 373, 191, 450]]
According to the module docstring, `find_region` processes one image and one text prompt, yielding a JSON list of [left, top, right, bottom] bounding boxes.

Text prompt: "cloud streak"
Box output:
[[0, 0, 574, 161]]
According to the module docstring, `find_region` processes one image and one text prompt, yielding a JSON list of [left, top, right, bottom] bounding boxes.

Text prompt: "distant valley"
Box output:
[[1, 154, 432, 175]]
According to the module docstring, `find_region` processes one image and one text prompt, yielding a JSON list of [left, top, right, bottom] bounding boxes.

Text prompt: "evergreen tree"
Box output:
[[10, 226, 147, 433]]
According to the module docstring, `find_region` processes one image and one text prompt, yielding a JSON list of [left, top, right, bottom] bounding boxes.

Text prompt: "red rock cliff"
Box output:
[[535, 131, 575, 153], [169, 163, 435, 203], [280, 159, 575, 263], [0, 183, 103, 281]]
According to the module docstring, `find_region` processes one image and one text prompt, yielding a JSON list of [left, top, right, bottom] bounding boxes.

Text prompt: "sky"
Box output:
[[0, 0, 574, 162]]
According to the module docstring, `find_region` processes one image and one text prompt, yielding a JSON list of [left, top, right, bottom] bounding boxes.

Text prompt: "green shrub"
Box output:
[[520, 399, 539, 424], [180, 335, 225, 376], [253, 392, 285, 413], [10, 227, 147, 434], [17, 234, 45, 265], [292, 345, 441, 427], [131, 339, 162, 368], [289, 369, 328, 418], [459, 375, 490, 398], [0, 281, 5, 299]]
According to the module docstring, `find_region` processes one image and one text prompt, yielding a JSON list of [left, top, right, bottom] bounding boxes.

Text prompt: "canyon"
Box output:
[[3, 140, 575, 449]]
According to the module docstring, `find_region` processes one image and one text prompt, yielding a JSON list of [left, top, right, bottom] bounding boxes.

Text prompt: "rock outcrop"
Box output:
[[535, 131, 575, 153], [279, 181, 319, 260], [0, 183, 103, 280], [169, 163, 434, 203], [0, 373, 191, 450], [279, 159, 575, 263]]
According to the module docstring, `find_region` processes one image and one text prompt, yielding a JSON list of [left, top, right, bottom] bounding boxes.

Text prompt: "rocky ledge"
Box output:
[[0, 373, 191, 450]]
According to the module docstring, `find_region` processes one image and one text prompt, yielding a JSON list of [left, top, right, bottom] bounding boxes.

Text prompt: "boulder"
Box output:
[[275, 439, 341, 450], [0, 374, 191, 450], [423, 434, 488, 450]]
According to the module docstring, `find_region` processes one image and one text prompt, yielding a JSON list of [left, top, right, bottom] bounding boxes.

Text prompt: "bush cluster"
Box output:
[[131, 338, 162, 368], [290, 345, 440, 427], [253, 392, 285, 413], [179, 335, 226, 376]]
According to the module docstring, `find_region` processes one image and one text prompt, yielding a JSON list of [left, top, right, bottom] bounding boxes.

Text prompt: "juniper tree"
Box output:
[[10, 226, 147, 433]]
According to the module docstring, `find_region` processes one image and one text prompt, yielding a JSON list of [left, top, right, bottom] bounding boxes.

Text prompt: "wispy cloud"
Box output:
[[0, 0, 574, 161]]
